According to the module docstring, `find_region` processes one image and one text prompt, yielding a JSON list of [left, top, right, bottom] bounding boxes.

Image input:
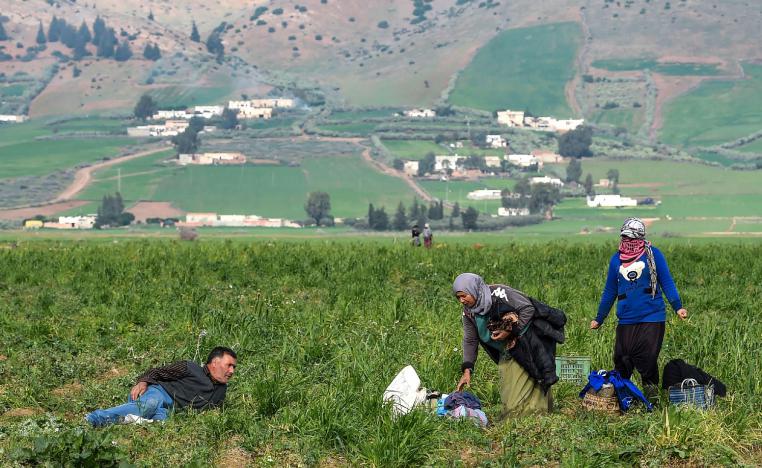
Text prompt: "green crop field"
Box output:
[[316, 122, 378, 135], [329, 109, 400, 120], [0, 137, 134, 179], [448, 22, 581, 116], [77, 155, 417, 219], [593, 108, 644, 134], [660, 64, 762, 147], [592, 59, 721, 76], [0, 83, 26, 97], [0, 242, 759, 466]]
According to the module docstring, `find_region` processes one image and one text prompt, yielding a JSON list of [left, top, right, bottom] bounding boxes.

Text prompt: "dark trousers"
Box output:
[[614, 322, 665, 386]]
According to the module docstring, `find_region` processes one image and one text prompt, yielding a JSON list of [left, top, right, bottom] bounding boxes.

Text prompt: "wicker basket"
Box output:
[[582, 389, 620, 414]]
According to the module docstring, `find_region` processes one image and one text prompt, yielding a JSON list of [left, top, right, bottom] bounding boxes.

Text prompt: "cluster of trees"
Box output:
[[305, 191, 332, 226], [133, 94, 158, 121], [558, 125, 593, 158], [366, 198, 454, 231], [40, 15, 141, 62], [95, 193, 134, 228], [171, 117, 205, 154], [206, 23, 227, 60], [0, 21, 8, 41], [143, 43, 161, 61], [501, 179, 562, 218]]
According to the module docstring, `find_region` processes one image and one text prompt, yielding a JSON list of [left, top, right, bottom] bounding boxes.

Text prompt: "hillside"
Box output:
[[2, 1, 760, 119]]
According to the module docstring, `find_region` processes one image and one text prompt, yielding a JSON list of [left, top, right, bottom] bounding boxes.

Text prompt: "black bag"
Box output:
[[662, 359, 726, 397]]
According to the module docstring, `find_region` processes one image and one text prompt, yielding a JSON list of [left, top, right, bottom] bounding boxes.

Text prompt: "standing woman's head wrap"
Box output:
[[453, 273, 492, 315], [619, 217, 657, 298]]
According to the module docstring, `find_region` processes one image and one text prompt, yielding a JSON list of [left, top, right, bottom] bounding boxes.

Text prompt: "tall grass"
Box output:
[[0, 242, 759, 465]]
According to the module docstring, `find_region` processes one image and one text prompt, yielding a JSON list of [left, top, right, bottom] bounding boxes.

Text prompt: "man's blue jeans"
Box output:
[[86, 384, 174, 427]]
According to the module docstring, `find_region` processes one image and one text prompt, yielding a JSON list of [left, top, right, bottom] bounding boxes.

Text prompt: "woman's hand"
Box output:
[[456, 369, 471, 391], [676, 308, 688, 320], [590, 320, 600, 330], [490, 330, 510, 341]]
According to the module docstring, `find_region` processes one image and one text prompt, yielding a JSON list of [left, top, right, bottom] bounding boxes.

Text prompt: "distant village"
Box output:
[[126, 98, 295, 138]]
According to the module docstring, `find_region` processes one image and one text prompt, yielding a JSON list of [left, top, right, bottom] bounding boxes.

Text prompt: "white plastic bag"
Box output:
[[383, 365, 427, 416]]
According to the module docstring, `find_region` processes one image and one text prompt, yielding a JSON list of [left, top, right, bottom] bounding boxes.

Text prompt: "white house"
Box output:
[[530, 176, 564, 187], [586, 194, 637, 208], [192, 105, 225, 118], [403, 160, 419, 176], [178, 153, 247, 165], [467, 189, 503, 200], [182, 212, 300, 228], [484, 156, 502, 168], [58, 215, 97, 229], [496, 110, 524, 127], [498, 207, 530, 217], [0, 114, 28, 123], [506, 154, 541, 168], [434, 155, 463, 172], [554, 119, 585, 132], [228, 98, 294, 110], [237, 107, 272, 119], [485, 134, 507, 148], [152, 110, 191, 120], [532, 150, 563, 163], [127, 120, 188, 137], [404, 108, 436, 118]]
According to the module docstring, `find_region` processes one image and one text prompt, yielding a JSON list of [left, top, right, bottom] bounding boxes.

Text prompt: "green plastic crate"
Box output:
[[555, 356, 591, 384]]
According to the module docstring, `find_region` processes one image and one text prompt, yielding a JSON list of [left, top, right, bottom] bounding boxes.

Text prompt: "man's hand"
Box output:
[[590, 320, 600, 330], [490, 330, 510, 341], [130, 381, 148, 401], [676, 308, 688, 320], [456, 369, 471, 391]]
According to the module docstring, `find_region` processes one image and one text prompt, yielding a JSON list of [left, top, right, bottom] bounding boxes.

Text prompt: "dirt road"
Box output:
[[53, 145, 167, 202]]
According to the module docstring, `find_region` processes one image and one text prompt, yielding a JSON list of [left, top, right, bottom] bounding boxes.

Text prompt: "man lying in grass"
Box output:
[[85, 346, 237, 427]]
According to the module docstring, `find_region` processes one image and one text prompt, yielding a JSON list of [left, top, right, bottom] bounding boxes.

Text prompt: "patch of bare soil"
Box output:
[[217, 436, 254, 468], [127, 202, 186, 223], [52, 382, 84, 398], [98, 366, 129, 381], [0, 201, 90, 221], [3, 407, 44, 418]]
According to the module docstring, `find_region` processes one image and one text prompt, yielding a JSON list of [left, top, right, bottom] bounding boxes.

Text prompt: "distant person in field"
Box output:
[[85, 347, 237, 427], [411, 224, 421, 246], [591, 217, 688, 397], [423, 223, 433, 248], [453, 273, 566, 417]]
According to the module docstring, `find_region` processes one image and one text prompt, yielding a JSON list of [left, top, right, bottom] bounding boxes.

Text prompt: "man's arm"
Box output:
[[593, 255, 619, 328]]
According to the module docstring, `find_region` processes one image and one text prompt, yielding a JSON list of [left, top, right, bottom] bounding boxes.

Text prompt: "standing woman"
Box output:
[[591, 217, 688, 396], [453, 273, 555, 417]]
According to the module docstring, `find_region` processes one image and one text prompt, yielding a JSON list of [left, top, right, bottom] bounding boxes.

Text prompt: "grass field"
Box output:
[[0, 118, 134, 179], [0, 242, 759, 466], [316, 122, 378, 135], [736, 138, 762, 154], [448, 22, 581, 116], [0, 138, 134, 179], [593, 108, 644, 134], [420, 179, 516, 214], [381, 140, 447, 159], [592, 59, 721, 76], [77, 154, 417, 219], [660, 64, 762, 147], [329, 109, 401, 120]]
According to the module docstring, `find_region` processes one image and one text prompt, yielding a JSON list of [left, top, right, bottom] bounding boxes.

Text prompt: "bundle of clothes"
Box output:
[[487, 297, 566, 392], [434, 391, 488, 427]]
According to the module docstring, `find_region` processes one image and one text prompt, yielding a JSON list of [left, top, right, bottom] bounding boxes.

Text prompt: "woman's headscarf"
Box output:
[[452, 273, 492, 315], [619, 217, 657, 298]]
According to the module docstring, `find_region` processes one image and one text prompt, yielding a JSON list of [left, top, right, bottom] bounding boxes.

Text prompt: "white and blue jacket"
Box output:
[[596, 246, 682, 325]]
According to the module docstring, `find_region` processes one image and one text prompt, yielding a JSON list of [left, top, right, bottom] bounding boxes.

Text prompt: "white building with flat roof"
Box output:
[[434, 155, 463, 172], [0, 114, 28, 123], [403, 160, 419, 176], [485, 134, 507, 148], [498, 207, 530, 217], [467, 189, 503, 200], [497, 110, 524, 127], [404, 108, 436, 118], [506, 154, 541, 168], [586, 195, 637, 208], [484, 156, 502, 168], [152, 110, 191, 120], [530, 176, 563, 187]]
